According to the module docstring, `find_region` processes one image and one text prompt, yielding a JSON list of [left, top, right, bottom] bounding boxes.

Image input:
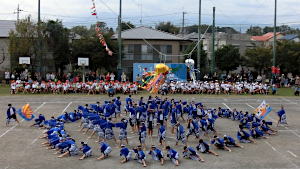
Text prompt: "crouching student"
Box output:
[[182, 146, 204, 162], [58, 138, 78, 158], [237, 125, 255, 143], [120, 145, 132, 164], [148, 145, 164, 165], [79, 142, 92, 160], [210, 136, 232, 152], [133, 146, 147, 167], [223, 135, 243, 149], [166, 146, 180, 166], [250, 127, 269, 139], [30, 114, 46, 127], [196, 139, 218, 156], [97, 141, 112, 161]]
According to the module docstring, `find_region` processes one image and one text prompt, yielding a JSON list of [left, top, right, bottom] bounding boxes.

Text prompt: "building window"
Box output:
[[161, 45, 172, 61], [124, 45, 134, 54], [123, 54, 134, 60], [141, 45, 153, 60]]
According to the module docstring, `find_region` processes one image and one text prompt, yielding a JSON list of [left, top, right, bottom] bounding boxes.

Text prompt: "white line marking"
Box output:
[[0, 102, 46, 138], [285, 127, 300, 138], [31, 102, 72, 144], [263, 140, 299, 168], [4, 165, 10, 169], [245, 103, 255, 109], [287, 151, 298, 158], [222, 103, 231, 110]]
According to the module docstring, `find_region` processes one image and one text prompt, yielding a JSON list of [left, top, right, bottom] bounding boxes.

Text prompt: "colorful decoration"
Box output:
[[141, 63, 171, 94], [185, 58, 197, 83], [17, 103, 35, 121], [254, 100, 272, 120], [91, 0, 113, 56]]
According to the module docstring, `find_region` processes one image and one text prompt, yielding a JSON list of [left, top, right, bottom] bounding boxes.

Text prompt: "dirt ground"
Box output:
[[0, 95, 300, 169]]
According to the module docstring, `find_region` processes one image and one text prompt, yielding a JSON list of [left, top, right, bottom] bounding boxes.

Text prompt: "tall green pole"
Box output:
[[197, 0, 201, 80], [37, 0, 41, 73], [211, 7, 215, 77], [117, 0, 122, 81], [273, 0, 277, 67]]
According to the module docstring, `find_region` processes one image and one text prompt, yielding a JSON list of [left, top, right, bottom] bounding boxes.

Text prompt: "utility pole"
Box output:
[[273, 0, 277, 67], [197, 0, 201, 80], [211, 7, 215, 77], [182, 12, 186, 35], [117, 0, 122, 81], [37, 0, 41, 73], [14, 4, 23, 22]]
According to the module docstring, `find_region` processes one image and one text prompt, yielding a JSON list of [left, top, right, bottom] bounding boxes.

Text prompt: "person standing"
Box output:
[[106, 72, 110, 82], [276, 66, 280, 77], [5, 69, 10, 86], [121, 72, 126, 82], [276, 105, 288, 127], [6, 103, 20, 126], [169, 72, 174, 82], [110, 73, 115, 81]]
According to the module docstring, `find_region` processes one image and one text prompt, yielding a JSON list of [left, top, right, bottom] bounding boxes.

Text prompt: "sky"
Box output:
[[1, 0, 300, 33]]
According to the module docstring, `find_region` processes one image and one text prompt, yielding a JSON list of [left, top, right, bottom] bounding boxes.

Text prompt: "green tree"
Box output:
[[70, 32, 120, 72], [183, 42, 208, 72], [8, 17, 47, 72], [244, 45, 272, 74], [276, 40, 300, 74], [71, 25, 89, 37], [45, 20, 70, 73], [215, 45, 241, 74], [155, 22, 180, 34], [246, 26, 263, 36], [120, 21, 135, 31]]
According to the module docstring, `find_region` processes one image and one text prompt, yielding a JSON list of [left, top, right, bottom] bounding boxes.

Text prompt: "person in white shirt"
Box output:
[[169, 72, 174, 82], [110, 73, 115, 81], [5, 70, 10, 86]]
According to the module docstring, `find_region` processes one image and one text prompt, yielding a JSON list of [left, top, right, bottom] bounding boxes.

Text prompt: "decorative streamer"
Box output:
[[90, 0, 113, 56]]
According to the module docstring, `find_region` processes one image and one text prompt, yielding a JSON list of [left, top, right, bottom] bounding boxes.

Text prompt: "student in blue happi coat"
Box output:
[[139, 121, 147, 151], [30, 114, 46, 127], [250, 127, 269, 139], [115, 97, 122, 118], [115, 118, 129, 148], [166, 146, 179, 166], [149, 145, 164, 165], [237, 125, 255, 143], [157, 123, 166, 150], [260, 120, 277, 135], [196, 139, 218, 156], [276, 105, 288, 127], [97, 141, 112, 161], [6, 103, 20, 126], [133, 145, 147, 167], [223, 135, 244, 149], [120, 144, 132, 164], [79, 141, 92, 160], [210, 135, 232, 152], [182, 146, 204, 162]]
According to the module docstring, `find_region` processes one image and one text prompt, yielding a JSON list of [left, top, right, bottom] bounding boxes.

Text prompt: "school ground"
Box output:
[[0, 95, 300, 169]]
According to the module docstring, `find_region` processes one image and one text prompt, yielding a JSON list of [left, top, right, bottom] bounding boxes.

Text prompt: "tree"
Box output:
[[121, 21, 135, 31], [8, 17, 47, 72], [276, 40, 300, 75], [70, 32, 120, 72], [215, 45, 241, 74], [244, 45, 272, 75], [155, 22, 180, 34], [45, 20, 70, 73], [246, 26, 263, 36], [71, 25, 89, 37], [183, 42, 208, 73], [217, 27, 239, 34]]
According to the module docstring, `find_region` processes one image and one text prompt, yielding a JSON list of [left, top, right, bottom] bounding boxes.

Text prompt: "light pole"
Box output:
[[117, 0, 122, 81], [197, 0, 201, 80]]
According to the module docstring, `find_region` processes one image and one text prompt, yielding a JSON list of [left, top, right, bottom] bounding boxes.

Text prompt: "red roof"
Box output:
[[252, 32, 281, 41]]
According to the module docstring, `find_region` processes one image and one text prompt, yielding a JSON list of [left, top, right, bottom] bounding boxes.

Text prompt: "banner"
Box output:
[[17, 103, 35, 121], [253, 100, 272, 120]]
